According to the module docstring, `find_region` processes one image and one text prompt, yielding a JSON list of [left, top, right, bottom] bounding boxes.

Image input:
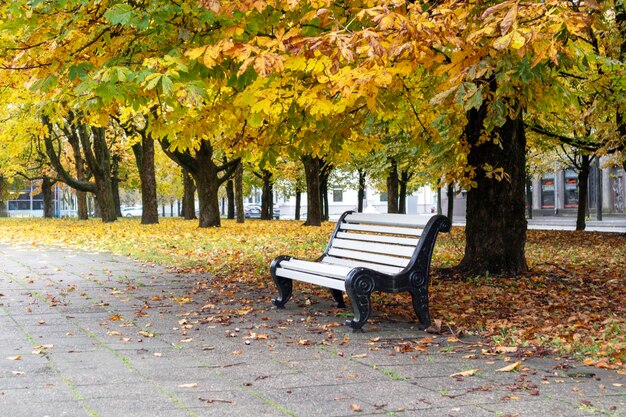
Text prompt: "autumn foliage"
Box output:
[[0, 218, 623, 368]]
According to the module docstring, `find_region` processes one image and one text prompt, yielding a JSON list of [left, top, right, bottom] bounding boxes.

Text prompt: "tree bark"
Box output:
[[436, 181, 442, 215], [301, 155, 322, 226], [447, 183, 454, 221], [357, 168, 366, 213], [131, 133, 159, 224], [161, 139, 238, 227], [0, 176, 6, 217], [319, 161, 332, 221], [42, 176, 55, 218], [258, 169, 273, 220], [596, 159, 603, 221], [235, 161, 244, 223], [295, 187, 302, 220], [457, 100, 528, 275], [226, 179, 235, 219], [111, 155, 122, 218], [526, 177, 533, 219], [181, 169, 196, 219], [64, 120, 89, 220], [43, 117, 116, 222], [386, 159, 399, 214], [398, 169, 410, 214], [575, 155, 591, 231]]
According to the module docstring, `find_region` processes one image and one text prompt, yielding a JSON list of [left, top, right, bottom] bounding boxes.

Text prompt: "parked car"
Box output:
[[243, 204, 280, 219], [121, 206, 143, 217]]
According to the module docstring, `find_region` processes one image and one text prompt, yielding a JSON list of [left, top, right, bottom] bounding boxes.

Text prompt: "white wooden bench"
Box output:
[[270, 211, 451, 330]]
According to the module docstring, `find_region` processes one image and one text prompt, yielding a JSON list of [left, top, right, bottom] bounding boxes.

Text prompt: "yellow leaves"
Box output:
[[450, 369, 480, 377], [496, 361, 521, 372]]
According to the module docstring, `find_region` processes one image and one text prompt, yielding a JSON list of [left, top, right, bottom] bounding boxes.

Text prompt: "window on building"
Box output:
[[333, 189, 343, 203], [564, 169, 579, 208], [541, 174, 555, 208], [380, 192, 388, 202]]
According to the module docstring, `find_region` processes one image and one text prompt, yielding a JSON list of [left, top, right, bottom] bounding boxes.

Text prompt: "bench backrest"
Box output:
[[320, 211, 451, 276]]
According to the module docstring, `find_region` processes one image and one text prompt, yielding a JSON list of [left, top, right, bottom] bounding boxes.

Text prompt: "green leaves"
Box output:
[[104, 3, 133, 26]]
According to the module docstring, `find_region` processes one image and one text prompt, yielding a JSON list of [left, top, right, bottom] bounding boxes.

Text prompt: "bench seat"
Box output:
[[270, 211, 451, 330]]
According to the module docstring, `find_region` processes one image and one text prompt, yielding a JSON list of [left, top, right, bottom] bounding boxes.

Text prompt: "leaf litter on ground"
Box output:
[[0, 218, 623, 368]]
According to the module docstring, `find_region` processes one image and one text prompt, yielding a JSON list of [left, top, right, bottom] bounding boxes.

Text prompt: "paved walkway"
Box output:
[[0, 243, 623, 417]]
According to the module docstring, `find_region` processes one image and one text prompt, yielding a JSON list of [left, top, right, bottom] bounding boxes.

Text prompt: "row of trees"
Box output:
[[1, 1, 624, 276]]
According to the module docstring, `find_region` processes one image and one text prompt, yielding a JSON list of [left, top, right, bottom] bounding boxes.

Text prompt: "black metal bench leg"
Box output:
[[271, 276, 293, 308], [330, 289, 346, 308], [410, 287, 431, 330], [345, 274, 375, 331]]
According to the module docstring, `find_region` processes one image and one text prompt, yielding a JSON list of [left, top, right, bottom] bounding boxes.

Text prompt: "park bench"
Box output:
[[270, 211, 451, 330]]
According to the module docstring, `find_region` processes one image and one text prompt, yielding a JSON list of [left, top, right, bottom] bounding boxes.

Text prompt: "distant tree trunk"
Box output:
[[576, 155, 592, 231], [84, 126, 117, 223], [0, 176, 6, 217], [320, 162, 332, 221], [43, 116, 116, 222], [437, 181, 442, 215], [226, 179, 235, 219], [161, 139, 239, 228], [131, 133, 159, 225], [182, 169, 196, 220], [65, 121, 89, 220], [235, 161, 244, 223], [398, 169, 411, 214], [111, 155, 122, 218], [295, 187, 302, 220], [42, 176, 55, 218], [301, 155, 322, 226], [386, 159, 399, 214], [526, 176, 533, 219], [357, 169, 366, 213], [457, 97, 528, 275], [596, 160, 603, 221], [447, 183, 454, 221], [258, 169, 273, 220]]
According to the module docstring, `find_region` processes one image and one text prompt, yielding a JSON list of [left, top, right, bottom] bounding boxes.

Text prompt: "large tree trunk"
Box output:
[[357, 169, 366, 213], [596, 160, 603, 221], [131, 134, 159, 225], [576, 155, 591, 231], [301, 155, 322, 226], [386, 159, 399, 214], [457, 101, 528, 275], [182, 169, 196, 220], [235, 161, 244, 224], [42, 176, 55, 218]]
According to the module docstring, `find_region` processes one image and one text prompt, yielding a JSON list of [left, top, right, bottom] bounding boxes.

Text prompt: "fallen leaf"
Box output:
[[138, 331, 154, 337], [12, 371, 25, 376], [351, 404, 363, 412], [178, 383, 198, 388], [496, 361, 521, 372], [108, 315, 123, 321], [351, 353, 368, 358], [7, 356, 22, 361], [298, 339, 312, 346], [450, 369, 479, 377]]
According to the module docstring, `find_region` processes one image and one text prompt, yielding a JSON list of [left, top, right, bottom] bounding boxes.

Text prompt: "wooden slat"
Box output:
[[275, 268, 346, 291], [280, 259, 351, 279], [341, 223, 422, 237], [331, 238, 415, 258], [327, 247, 409, 268], [335, 231, 419, 246], [344, 213, 431, 227], [321, 256, 403, 275]]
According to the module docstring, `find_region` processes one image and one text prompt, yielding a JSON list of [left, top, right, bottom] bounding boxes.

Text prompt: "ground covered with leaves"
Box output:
[[0, 217, 624, 369]]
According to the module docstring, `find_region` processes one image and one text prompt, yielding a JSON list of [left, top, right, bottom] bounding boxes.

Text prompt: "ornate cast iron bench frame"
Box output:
[[270, 211, 451, 330]]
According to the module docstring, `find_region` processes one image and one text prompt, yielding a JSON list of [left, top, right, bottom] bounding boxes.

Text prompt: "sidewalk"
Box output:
[[0, 243, 623, 417], [451, 215, 626, 233]]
